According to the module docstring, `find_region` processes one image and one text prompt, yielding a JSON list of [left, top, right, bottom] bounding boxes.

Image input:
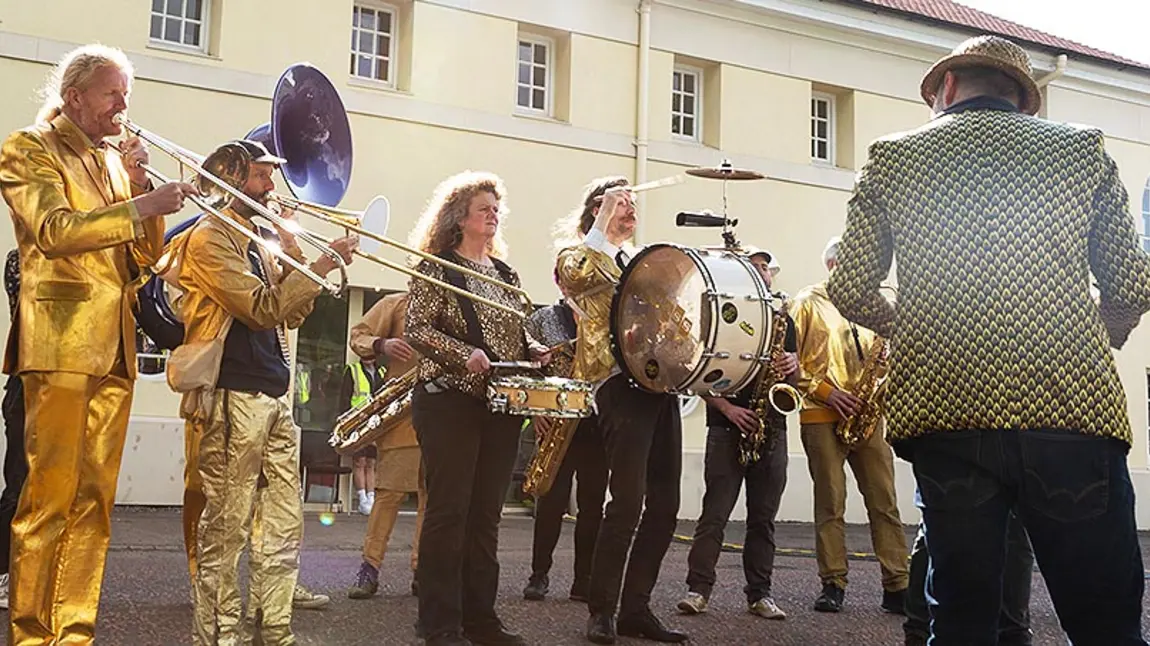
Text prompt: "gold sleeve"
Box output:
[[405, 261, 477, 370], [791, 294, 836, 403], [826, 142, 896, 339], [1088, 139, 1150, 349], [0, 131, 138, 258], [556, 245, 616, 297], [350, 293, 401, 359], [184, 226, 322, 330]]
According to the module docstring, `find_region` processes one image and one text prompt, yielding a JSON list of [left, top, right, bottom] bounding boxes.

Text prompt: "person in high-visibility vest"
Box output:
[[337, 357, 386, 515]]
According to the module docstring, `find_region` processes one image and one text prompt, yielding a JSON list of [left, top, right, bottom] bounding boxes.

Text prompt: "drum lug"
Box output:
[[702, 351, 731, 360], [744, 295, 765, 302], [739, 352, 756, 361], [705, 290, 736, 300]]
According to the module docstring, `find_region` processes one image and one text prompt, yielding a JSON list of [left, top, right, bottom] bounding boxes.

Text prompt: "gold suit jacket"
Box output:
[[791, 281, 883, 425], [349, 291, 419, 453], [0, 114, 163, 378], [176, 208, 320, 417], [555, 244, 621, 383], [827, 106, 1150, 445]]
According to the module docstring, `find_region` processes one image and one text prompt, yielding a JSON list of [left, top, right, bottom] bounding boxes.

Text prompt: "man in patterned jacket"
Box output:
[[828, 35, 1150, 645]]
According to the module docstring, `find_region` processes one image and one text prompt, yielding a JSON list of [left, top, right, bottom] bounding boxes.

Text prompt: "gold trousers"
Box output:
[[184, 419, 206, 583], [363, 466, 426, 571], [192, 390, 302, 646], [9, 370, 133, 646], [800, 422, 909, 592]]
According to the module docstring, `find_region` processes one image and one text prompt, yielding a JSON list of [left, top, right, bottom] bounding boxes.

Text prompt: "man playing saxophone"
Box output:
[[676, 249, 796, 622], [0, 44, 193, 645], [344, 291, 426, 601], [790, 235, 908, 616]]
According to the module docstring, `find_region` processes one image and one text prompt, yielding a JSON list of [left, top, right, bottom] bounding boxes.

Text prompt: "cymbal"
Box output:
[[685, 160, 765, 181]]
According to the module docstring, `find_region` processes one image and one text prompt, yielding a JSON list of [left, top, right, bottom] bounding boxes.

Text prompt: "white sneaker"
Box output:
[[292, 584, 330, 610], [676, 591, 708, 615], [0, 573, 9, 610], [358, 498, 373, 516], [749, 597, 786, 620], [367, 490, 375, 507]]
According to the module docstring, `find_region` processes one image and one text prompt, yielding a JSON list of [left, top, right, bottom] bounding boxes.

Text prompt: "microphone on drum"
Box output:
[[676, 211, 738, 228]]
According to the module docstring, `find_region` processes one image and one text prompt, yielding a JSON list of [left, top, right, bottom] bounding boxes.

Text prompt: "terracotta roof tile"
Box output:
[[842, 0, 1150, 71]]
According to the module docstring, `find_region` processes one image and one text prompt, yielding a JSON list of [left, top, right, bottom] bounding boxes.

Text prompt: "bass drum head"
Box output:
[[610, 244, 712, 393]]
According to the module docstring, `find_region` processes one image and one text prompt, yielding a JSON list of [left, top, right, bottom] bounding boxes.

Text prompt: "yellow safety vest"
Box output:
[[296, 370, 311, 404], [349, 362, 375, 409]]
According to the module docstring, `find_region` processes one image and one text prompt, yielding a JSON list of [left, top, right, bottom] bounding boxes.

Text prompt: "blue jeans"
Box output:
[[903, 430, 1145, 646]]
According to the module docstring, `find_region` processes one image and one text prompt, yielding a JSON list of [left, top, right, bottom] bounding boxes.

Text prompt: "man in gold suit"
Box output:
[[177, 138, 356, 645], [0, 44, 194, 645], [345, 291, 427, 600], [790, 235, 909, 615]]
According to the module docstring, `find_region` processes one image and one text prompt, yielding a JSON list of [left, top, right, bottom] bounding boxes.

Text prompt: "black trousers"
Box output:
[[413, 387, 522, 640], [587, 375, 682, 619], [0, 375, 26, 574], [530, 416, 608, 587], [686, 424, 788, 603]]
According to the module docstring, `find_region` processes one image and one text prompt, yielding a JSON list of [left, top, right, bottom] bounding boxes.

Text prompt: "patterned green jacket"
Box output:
[[827, 104, 1150, 445]]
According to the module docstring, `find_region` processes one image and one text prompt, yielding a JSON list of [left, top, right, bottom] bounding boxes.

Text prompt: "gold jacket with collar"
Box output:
[[0, 114, 163, 378], [827, 106, 1150, 445], [555, 241, 621, 383], [176, 208, 321, 417], [349, 291, 419, 452]]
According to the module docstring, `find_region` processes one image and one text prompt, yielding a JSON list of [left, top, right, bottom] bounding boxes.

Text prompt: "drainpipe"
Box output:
[[1036, 54, 1068, 87], [635, 0, 653, 243]]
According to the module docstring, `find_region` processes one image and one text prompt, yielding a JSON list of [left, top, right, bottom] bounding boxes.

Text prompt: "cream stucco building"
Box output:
[[1, 0, 1149, 526]]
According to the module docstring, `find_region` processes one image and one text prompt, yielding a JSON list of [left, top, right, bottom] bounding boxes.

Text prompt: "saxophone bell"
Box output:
[[766, 382, 803, 416]]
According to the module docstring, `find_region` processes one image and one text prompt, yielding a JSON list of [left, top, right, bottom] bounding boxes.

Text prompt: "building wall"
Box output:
[[1, 0, 1150, 525]]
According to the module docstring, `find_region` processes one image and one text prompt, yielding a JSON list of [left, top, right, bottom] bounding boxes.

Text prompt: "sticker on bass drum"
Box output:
[[739, 321, 755, 336], [721, 303, 738, 324]]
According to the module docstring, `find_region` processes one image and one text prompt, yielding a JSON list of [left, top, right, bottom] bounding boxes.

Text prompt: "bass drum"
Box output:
[[135, 214, 204, 351], [610, 243, 773, 396]]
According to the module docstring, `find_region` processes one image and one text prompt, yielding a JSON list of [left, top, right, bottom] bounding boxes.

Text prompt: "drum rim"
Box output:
[[721, 250, 773, 393]]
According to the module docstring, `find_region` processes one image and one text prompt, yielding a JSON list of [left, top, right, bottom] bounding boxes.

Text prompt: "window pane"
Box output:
[[352, 7, 360, 28], [534, 43, 547, 64], [671, 114, 681, 133], [817, 100, 828, 119], [351, 29, 357, 50], [1142, 186, 1149, 213], [671, 94, 681, 112], [532, 88, 545, 109], [683, 117, 694, 138], [816, 121, 827, 138], [152, 0, 164, 11], [518, 64, 530, 85], [377, 34, 390, 56], [683, 73, 695, 93], [167, 0, 181, 14], [517, 86, 530, 107], [357, 56, 372, 78], [811, 121, 817, 137], [187, 0, 201, 19], [359, 31, 374, 54], [165, 17, 180, 41], [683, 95, 695, 115], [532, 65, 545, 87], [150, 15, 163, 38], [361, 8, 376, 31], [673, 73, 681, 92], [379, 10, 392, 33], [185, 22, 200, 45], [817, 141, 828, 159], [377, 59, 389, 82], [518, 42, 532, 62]]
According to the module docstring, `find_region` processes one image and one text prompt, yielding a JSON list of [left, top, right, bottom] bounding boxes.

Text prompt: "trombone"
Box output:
[[271, 191, 532, 319], [116, 115, 350, 295]]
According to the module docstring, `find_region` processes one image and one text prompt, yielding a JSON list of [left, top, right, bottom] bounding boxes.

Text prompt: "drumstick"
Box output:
[[490, 360, 542, 369], [546, 339, 575, 353], [629, 174, 685, 193]]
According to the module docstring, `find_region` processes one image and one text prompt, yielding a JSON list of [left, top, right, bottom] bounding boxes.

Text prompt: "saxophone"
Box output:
[[741, 295, 803, 465], [328, 368, 418, 456], [834, 334, 890, 448], [523, 416, 579, 497]]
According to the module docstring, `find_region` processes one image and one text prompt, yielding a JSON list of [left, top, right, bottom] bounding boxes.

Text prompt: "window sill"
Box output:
[[811, 159, 838, 169], [146, 41, 219, 61], [513, 110, 566, 125], [671, 134, 705, 145], [348, 77, 409, 96]]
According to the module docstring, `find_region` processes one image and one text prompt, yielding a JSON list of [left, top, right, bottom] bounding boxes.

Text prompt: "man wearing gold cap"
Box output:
[[0, 44, 193, 645], [829, 34, 1150, 644]]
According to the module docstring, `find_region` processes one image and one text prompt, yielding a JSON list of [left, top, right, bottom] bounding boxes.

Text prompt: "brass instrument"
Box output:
[[741, 294, 802, 465], [523, 416, 579, 498], [328, 368, 419, 456], [834, 285, 896, 447]]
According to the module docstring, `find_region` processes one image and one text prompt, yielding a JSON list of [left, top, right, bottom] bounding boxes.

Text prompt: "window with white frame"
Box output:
[[1142, 177, 1150, 252], [811, 93, 836, 164], [350, 3, 397, 85], [672, 66, 702, 141], [516, 37, 552, 114], [150, 0, 209, 51]]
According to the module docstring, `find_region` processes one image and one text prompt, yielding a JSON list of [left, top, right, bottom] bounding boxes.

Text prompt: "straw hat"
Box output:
[[920, 35, 1042, 115]]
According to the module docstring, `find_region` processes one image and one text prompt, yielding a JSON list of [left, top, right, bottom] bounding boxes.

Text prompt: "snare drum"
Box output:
[[610, 243, 775, 396], [487, 376, 593, 419]]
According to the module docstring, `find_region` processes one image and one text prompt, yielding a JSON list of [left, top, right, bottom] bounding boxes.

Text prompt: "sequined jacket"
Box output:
[[525, 300, 578, 378], [176, 209, 319, 418], [405, 255, 536, 400], [349, 291, 419, 452], [791, 281, 883, 425], [0, 114, 163, 378], [827, 105, 1150, 445], [555, 243, 622, 383]]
